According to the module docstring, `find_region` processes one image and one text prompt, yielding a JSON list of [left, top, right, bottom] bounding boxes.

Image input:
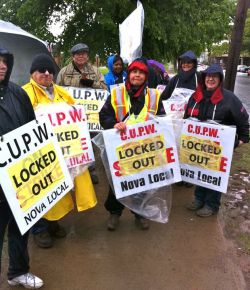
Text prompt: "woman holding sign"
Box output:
[[100, 58, 165, 231], [184, 63, 249, 217]]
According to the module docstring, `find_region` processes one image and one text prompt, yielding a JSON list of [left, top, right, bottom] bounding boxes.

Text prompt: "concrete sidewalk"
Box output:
[[0, 181, 246, 290]]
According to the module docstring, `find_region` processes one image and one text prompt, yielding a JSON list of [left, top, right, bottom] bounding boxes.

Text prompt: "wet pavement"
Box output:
[[0, 179, 246, 290], [234, 73, 250, 114]]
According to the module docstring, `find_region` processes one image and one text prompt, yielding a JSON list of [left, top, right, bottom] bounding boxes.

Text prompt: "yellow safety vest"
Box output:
[[111, 84, 160, 124], [22, 79, 97, 220]]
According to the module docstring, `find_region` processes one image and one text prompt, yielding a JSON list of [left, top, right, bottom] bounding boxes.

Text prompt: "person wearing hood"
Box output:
[[0, 47, 43, 288], [99, 58, 165, 231], [185, 63, 249, 217], [104, 55, 127, 91], [161, 50, 199, 100]]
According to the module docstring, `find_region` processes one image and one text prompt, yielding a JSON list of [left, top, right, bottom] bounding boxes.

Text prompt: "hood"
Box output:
[[201, 63, 224, 87], [0, 46, 13, 86], [107, 55, 124, 73], [178, 50, 197, 68], [107, 55, 116, 72]]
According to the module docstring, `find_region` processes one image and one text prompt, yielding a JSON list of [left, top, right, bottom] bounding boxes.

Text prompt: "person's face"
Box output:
[[0, 56, 8, 82], [73, 51, 89, 67], [129, 69, 146, 86], [113, 59, 123, 74], [32, 69, 54, 87], [205, 73, 221, 91], [181, 60, 194, 72]]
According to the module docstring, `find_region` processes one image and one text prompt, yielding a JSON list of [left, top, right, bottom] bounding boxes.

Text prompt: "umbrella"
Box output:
[[0, 20, 57, 85]]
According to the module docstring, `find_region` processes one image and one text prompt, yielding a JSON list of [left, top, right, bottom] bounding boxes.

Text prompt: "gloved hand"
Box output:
[[80, 78, 94, 87]]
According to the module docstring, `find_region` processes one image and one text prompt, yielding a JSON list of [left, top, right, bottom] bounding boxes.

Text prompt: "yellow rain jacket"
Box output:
[[22, 79, 97, 220]]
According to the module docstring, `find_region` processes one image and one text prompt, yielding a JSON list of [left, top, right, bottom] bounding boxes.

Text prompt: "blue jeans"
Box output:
[[0, 198, 29, 280], [194, 186, 222, 212]]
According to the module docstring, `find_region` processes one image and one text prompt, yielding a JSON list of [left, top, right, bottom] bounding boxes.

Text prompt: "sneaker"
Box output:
[[186, 200, 204, 211], [48, 221, 67, 238], [196, 206, 215, 217], [107, 214, 120, 231], [33, 231, 53, 248], [8, 273, 43, 289], [135, 217, 150, 230]]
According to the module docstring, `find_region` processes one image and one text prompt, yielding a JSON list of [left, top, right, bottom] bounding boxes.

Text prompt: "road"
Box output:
[[234, 73, 250, 113], [0, 76, 249, 290]]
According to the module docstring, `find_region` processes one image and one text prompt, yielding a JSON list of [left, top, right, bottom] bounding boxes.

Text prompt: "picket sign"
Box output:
[[63, 87, 109, 132], [0, 118, 73, 234], [179, 119, 236, 193], [35, 103, 95, 168], [103, 118, 181, 198]]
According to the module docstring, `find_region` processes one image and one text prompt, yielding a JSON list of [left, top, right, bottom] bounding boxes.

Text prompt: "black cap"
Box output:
[[70, 43, 89, 55], [30, 53, 55, 74]]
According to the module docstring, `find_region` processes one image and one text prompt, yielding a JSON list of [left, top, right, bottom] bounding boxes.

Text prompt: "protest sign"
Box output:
[[179, 119, 236, 193], [103, 118, 181, 198], [35, 103, 95, 168], [0, 118, 73, 234], [64, 87, 109, 132], [163, 88, 194, 119]]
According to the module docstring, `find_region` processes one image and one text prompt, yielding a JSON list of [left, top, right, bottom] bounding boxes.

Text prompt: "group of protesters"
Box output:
[[0, 42, 249, 289]]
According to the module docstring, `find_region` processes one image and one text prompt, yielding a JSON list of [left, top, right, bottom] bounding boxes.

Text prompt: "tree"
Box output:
[[0, 0, 235, 63], [241, 9, 250, 55], [224, 0, 250, 91]]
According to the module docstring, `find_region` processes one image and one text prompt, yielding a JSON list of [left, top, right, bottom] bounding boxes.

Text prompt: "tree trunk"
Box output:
[[224, 0, 250, 92]]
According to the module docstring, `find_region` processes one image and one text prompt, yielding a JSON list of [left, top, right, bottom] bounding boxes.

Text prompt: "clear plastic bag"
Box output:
[[92, 120, 172, 224]]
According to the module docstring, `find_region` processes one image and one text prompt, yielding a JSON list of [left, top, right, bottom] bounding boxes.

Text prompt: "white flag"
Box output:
[[119, 1, 144, 64]]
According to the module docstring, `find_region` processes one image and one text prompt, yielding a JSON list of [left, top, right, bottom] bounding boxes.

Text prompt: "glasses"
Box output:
[[181, 60, 193, 65], [205, 74, 220, 79], [38, 68, 54, 74]]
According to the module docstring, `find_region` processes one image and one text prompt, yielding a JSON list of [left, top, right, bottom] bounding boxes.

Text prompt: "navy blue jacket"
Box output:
[[184, 63, 249, 146], [161, 50, 199, 100], [0, 47, 35, 201]]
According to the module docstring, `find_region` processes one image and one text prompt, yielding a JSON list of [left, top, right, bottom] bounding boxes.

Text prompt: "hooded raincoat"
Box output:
[[104, 55, 127, 91], [23, 78, 97, 220]]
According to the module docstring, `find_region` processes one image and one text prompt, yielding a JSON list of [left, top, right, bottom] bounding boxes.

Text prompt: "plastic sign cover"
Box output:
[[103, 118, 181, 198], [0, 118, 73, 234]]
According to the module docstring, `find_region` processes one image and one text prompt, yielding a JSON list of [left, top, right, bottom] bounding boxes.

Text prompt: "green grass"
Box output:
[[99, 66, 108, 75]]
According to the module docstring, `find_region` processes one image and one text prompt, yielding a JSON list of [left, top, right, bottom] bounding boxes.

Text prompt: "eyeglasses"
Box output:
[[181, 60, 193, 65], [38, 68, 54, 74], [205, 74, 220, 79]]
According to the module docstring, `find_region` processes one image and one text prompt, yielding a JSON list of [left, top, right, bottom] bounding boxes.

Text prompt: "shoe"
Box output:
[[91, 174, 99, 185], [135, 217, 150, 230], [107, 214, 120, 231], [33, 231, 53, 248], [186, 200, 204, 211], [196, 206, 216, 217], [8, 273, 44, 289], [48, 221, 67, 238]]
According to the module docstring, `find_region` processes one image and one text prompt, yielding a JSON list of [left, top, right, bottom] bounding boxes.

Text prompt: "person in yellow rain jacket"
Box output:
[[99, 58, 165, 231], [23, 53, 97, 248]]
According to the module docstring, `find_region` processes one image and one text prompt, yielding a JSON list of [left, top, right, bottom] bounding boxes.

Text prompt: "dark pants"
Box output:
[[105, 187, 124, 215], [194, 186, 222, 212], [104, 187, 141, 218], [0, 199, 29, 280], [31, 218, 49, 235]]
